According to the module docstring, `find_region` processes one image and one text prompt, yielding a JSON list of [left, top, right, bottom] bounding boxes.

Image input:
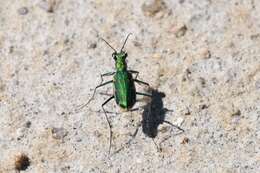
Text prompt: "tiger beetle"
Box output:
[[80, 33, 152, 154]]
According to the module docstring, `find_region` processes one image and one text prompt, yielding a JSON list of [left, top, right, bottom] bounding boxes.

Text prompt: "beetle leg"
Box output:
[[112, 121, 142, 155], [79, 72, 114, 110], [101, 96, 115, 155], [130, 71, 150, 87], [129, 70, 139, 79], [134, 79, 150, 87], [76, 80, 113, 111], [136, 92, 152, 97], [163, 120, 184, 133], [100, 72, 115, 84]]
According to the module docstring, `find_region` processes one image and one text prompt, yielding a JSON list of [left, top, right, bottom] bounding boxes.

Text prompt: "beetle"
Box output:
[[79, 34, 152, 153]]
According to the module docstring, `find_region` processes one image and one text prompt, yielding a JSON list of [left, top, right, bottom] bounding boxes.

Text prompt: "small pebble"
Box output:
[[199, 104, 208, 110], [201, 49, 211, 59], [17, 7, 29, 15], [133, 41, 142, 47], [183, 108, 191, 115], [15, 153, 30, 171], [175, 25, 187, 38], [9, 46, 14, 53], [181, 137, 189, 144], [231, 109, 241, 117], [88, 43, 97, 49], [38, 0, 56, 13], [51, 127, 68, 140], [25, 121, 31, 128], [142, 0, 167, 17], [16, 127, 26, 139], [93, 130, 102, 138], [199, 77, 206, 87]]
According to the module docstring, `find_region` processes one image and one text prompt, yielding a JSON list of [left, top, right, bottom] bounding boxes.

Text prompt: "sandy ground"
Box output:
[[0, 0, 259, 172]]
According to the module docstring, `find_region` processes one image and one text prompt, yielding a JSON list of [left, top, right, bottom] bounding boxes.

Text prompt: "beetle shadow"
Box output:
[[141, 88, 184, 138], [112, 88, 184, 155]]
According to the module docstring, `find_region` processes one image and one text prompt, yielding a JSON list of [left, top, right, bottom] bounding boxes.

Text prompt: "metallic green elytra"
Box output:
[[114, 70, 136, 109], [113, 51, 136, 109], [80, 33, 152, 154]]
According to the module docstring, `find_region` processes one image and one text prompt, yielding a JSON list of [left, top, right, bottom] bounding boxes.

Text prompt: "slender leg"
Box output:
[[134, 79, 150, 87], [130, 70, 150, 87], [163, 120, 184, 133], [112, 122, 142, 155], [99, 72, 115, 85], [157, 121, 184, 149], [129, 70, 139, 79], [101, 96, 114, 154], [76, 80, 113, 111], [76, 72, 114, 111], [136, 92, 152, 97]]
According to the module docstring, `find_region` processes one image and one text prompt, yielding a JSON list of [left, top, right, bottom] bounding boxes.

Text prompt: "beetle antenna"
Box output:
[[100, 37, 117, 52], [120, 33, 132, 52]]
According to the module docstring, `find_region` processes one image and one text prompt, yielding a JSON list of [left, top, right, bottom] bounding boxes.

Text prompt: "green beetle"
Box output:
[[80, 34, 151, 153]]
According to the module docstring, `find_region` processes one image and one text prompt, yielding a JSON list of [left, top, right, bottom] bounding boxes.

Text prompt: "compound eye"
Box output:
[[112, 52, 116, 59], [124, 53, 128, 59]]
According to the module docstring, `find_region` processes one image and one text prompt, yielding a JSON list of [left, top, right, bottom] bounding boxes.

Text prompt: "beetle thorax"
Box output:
[[116, 58, 127, 71], [114, 52, 127, 71]]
